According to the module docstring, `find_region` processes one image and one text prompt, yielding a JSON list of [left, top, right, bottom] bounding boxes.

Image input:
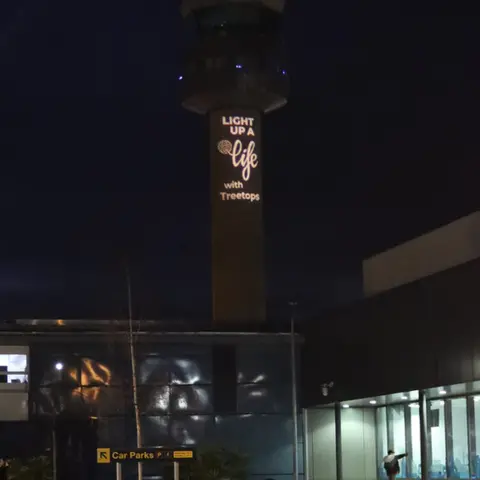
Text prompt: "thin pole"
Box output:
[[303, 409, 310, 480], [116, 462, 122, 480], [335, 403, 343, 480], [52, 419, 57, 480], [419, 390, 429, 480], [289, 302, 299, 480], [174, 461, 180, 480], [127, 266, 143, 480]]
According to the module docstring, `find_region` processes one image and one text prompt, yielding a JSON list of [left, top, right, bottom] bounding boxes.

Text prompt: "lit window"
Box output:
[[0, 354, 28, 384]]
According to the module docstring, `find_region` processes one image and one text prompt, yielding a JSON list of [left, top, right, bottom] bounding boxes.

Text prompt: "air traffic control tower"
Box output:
[[179, 0, 289, 324]]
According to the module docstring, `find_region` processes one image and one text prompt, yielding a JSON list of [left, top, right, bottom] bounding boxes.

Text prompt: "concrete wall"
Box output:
[[305, 408, 376, 480], [363, 211, 480, 297], [0, 391, 28, 421]]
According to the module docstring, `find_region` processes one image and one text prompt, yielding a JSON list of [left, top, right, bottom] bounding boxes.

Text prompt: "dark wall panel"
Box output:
[[237, 382, 292, 414], [237, 344, 290, 384], [21, 340, 300, 479], [472, 340, 480, 380], [214, 414, 299, 475], [97, 416, 126, 448], [302, 258, 480, 407], [141, 415, 215, 445], [212, 344, 237, 413], [0, 420, 49, 457], [436, 337, 474, 387]]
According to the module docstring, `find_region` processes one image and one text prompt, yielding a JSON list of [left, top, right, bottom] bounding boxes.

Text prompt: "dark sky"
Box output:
[[0, 1, 478, 320]]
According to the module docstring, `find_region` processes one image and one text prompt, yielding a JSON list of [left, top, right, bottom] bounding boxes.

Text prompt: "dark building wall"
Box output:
[[0, 420, 50, 458], [2, 335, 302, 480], [302, 257, 480, 407]]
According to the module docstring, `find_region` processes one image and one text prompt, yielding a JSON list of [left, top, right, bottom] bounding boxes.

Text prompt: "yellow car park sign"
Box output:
[[97, 448, 110, 464], [96, 447, 196, 464], [173, 450, 193, 459]]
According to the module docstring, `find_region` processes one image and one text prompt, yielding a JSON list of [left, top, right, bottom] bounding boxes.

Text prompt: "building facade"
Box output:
[[302, 212, 480, 480], [0, 323, 303, 480]]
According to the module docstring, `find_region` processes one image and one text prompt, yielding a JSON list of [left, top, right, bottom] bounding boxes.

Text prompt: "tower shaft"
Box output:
[[179, 0, 289, 324], [210, 109, 265, 323]]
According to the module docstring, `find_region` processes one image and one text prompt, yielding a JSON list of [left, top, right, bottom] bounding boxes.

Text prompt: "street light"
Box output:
[[52, 361, 64, 480]]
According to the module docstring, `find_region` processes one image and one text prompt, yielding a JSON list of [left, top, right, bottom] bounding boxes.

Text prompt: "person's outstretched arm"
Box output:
[[396, 453, 408, 460]]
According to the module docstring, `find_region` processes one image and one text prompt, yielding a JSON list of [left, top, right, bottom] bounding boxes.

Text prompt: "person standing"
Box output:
[[383, 450, 408, 480]]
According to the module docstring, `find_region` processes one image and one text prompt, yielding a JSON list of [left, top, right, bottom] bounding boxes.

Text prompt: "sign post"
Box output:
[[97, 447, 195, 479]]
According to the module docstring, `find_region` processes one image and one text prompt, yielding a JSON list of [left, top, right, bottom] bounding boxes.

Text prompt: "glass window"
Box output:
[[473, 397, 480, 479], [429, 399, 446, 478], [306, 408, 336, 480], [377, 407, 388, 479], [410, 403, 422, 479], [389, 405, 407, 478], [0, 354, 27, 383], [449, 398, 469, 479], [341, 408, 377, 480]]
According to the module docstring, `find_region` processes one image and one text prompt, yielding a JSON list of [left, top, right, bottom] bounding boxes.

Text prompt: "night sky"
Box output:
[[0, 1, 477, 321]]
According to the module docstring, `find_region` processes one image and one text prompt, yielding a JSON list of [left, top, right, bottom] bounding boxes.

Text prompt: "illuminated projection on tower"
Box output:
[[211, 111, 262, 203], [209, 109, 265, 323]]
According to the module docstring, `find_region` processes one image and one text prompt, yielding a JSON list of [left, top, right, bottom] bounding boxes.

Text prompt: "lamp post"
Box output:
[[52, 361, 63, 480], [289, 301, 299, 480]]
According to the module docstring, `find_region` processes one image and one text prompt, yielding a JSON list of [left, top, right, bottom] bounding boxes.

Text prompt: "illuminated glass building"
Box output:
[[0, 321, 302, 480], [302, 211, 480, 480]]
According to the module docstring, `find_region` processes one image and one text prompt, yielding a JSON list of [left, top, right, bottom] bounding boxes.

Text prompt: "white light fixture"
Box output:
[[369, 400, 377, 405], [401, 395, 408, 400], [439, 389, 447, 395], [438, 400, 445, 406], [342, 404, 350, 409], [54, 362, 64, 371], [409, 403, 419, 408]]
